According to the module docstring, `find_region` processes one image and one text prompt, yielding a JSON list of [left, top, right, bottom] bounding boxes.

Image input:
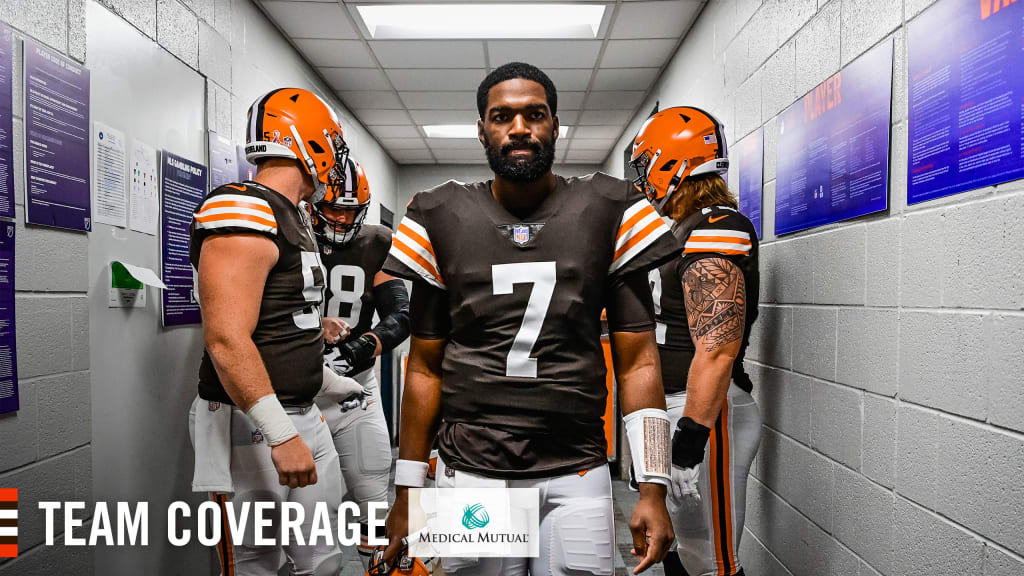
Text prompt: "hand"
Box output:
[[318, 364, 367, 403], [669, 464, 701, 502], [629, 483, 674, 574], [383, 489, 410, 564], [340, 387, 373, 412], [270, 435, 317, 488], [323, 317, 351, 345]]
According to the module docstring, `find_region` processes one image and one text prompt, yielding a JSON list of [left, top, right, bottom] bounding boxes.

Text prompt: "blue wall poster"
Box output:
[[775, 39, 893, 235], [0, 222, 17, 414], [908, 0, 1024, 204], [160, 151, 205, 327], [23, 38, 91, 231], [0, 22, 14, 219], [736, 127, 763, 238]]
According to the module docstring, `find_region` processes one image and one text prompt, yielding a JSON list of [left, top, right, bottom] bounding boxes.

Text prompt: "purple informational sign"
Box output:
[[736, 127, 763, 238], [0, 23, 14, 219], [236, 144, 256, 182], [208, 131, 236, 190], [0, 222, 18, 414], [23, 38, 91, 231], [908, 0, 1024, 204], [160, 152, 206, 327], [775, 39, 893, 235]]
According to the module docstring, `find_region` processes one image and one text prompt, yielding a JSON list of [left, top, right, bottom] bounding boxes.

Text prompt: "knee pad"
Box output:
[[548, 501, 614, 575], [355, 419, 392, 475]]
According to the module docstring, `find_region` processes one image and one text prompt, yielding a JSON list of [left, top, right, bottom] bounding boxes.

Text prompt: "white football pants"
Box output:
[[319, 369, 393, 567], [436, 457, 615, 576], [190, 399, 345, 576], [666, 383, 762, 576]]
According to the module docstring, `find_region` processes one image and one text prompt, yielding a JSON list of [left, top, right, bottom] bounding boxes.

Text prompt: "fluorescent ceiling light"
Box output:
[[357, 4, 606, 39], [424, 124, 569, 138]]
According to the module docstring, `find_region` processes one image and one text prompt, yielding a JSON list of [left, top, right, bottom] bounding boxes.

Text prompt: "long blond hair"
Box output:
[[662, 173, 738, 222]]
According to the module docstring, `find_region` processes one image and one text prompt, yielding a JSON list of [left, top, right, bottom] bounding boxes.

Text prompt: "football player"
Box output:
[[189, 88, 357, 576], [310, 157, 409, 568], [630, 107, 763, 576], [381, 62, 679, 576]]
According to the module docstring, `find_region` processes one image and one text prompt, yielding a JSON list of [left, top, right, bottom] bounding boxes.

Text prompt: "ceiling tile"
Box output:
[[409, 109, 479, 124], [321, 68, 392, 91], [584, 91, 646, 109], [488, 41, 602, 69], [556, 147, 568, 162], [557, 110, 579, 125], [573, 125, 626, 139], [570, 138, 618, 150], [261, 1, 359, 39], [337, 91, 404, 109], [390, 149, 434, 161], [370, 41, 485, 68], [294, 39, 376, 67], [432, 150, 489, 163], [368, 125, 421, 139], [378, 137, 426, 149], [567, 149, 611, 162], [426, 138, 483, 151], [545, 69, 594, 91], [592, 68, 660, 91], [600, 39, 678, 68], [559, 92, 586, 109], [400, 91, 477, 110], [578, 109, 634, 125], [355, 110, 411, 125], [611, 1, 702, 39], [387, 69, 486, 91]]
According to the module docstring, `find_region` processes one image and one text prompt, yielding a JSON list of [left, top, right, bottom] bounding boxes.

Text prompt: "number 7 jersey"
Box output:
[[383, 173, 681, 478]]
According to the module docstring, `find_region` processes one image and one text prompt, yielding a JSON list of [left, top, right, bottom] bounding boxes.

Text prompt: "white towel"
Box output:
[[189, 395, 234, 494]]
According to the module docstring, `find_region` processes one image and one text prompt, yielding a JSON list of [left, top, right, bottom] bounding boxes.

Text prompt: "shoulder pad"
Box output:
[[571, 171, 634, 201], [194, 182, 277, 237], [683, 207, 754, 256], [410, 180, 466, 211]]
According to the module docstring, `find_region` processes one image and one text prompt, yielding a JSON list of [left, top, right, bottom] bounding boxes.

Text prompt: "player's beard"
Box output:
[[484, 132, 556, 183]]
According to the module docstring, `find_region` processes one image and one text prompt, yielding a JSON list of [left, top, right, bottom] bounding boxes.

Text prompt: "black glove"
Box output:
[[672, 417, 711, 469], [337, 334, 377, 374]]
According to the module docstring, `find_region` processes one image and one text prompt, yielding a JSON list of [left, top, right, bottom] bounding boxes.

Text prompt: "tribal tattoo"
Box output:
[[682, 257, 746, 353]]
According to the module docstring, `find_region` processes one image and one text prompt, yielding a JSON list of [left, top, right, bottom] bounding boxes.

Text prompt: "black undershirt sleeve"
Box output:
[[409, 280, 451, 340], [605, 269, 656, 333]]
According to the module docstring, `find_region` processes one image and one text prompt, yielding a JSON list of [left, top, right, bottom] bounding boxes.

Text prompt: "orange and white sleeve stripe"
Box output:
[[193, 194, 278, 235], [609, 198, 671, 273], [391, 217, 446, 289], [684, 229, 752, 255]]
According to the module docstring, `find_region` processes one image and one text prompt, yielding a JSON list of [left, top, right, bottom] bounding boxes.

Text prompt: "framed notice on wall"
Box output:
[[0, 222, 17, 414], [160, 151, 206, 327], [907, 0, 1024, 204], [775, 39, 893, 235], [0, 22, 14, 219], [736, 127, 763, 238]]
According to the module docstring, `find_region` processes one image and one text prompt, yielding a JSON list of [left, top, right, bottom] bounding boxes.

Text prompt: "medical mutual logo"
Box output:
[[0, 489, 17, 558], [408, 488, 539, 558], [461, 503, 490, 530]]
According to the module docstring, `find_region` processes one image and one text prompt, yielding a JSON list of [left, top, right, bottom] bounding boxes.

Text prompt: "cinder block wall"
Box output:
[[604, 1, 1024, 574]]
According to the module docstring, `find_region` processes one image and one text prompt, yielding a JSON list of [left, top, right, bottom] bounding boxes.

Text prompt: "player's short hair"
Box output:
[[477, 62, 558, 118]]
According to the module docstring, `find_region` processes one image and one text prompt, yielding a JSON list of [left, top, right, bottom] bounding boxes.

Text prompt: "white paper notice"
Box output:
[[93, 122, 127, 227], [129, 140, 159, 235]]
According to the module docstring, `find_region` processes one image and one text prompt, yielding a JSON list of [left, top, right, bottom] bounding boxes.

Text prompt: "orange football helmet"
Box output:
[[245, 87, 349, 205], [629, 106, 729, 210], [312, 157, 371, 246], [365, 545, 434, 576]]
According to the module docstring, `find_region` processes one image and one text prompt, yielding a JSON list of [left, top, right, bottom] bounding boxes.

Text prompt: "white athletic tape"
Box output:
[[246, 394, 299, 447], [395, 459, 429, 488], [623, 408, 671, 486]]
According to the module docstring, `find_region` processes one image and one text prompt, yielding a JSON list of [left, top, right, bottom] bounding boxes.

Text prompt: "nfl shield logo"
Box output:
[[252, 430, 264, 444], [513, 225, 530, 245]]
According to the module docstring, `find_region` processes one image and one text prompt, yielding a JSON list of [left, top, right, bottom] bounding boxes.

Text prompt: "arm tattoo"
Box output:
[[682, 257, 746, 353]]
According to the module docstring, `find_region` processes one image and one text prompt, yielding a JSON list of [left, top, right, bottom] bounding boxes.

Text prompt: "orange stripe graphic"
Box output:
[[689, 236, 751, 245], [215, 494, 235, 576], [720, 400, 736, 574], [0, 545, 16, 558], [0, 489, 16, 501], [708, 421, 724, 573], [196, 212, 278, 229], [199, 200, 273, 216], [393, 236, 443, 283], [397, 223, 437, 259], [616, 204, 656, 241], [684, 247, 749, 255], [614, 218, 664, 261]]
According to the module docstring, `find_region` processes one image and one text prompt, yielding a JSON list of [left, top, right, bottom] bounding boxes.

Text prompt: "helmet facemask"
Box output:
[[313, 202, 368, 247]]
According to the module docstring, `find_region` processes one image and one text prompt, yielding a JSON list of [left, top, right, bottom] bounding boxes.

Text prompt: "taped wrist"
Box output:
[[370, 279, 410, 351], [340, 334, 377, 368], [395, 459, 429, 487], [623, 408, 671, 486], [672, 417, 711, 469], [246, 394, 298, 447]]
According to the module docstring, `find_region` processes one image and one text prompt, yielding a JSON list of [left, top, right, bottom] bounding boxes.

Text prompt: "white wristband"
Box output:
[[624, 408, 671, 486], [395, 459, 429, 488], [246, 394, 299, 447]]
